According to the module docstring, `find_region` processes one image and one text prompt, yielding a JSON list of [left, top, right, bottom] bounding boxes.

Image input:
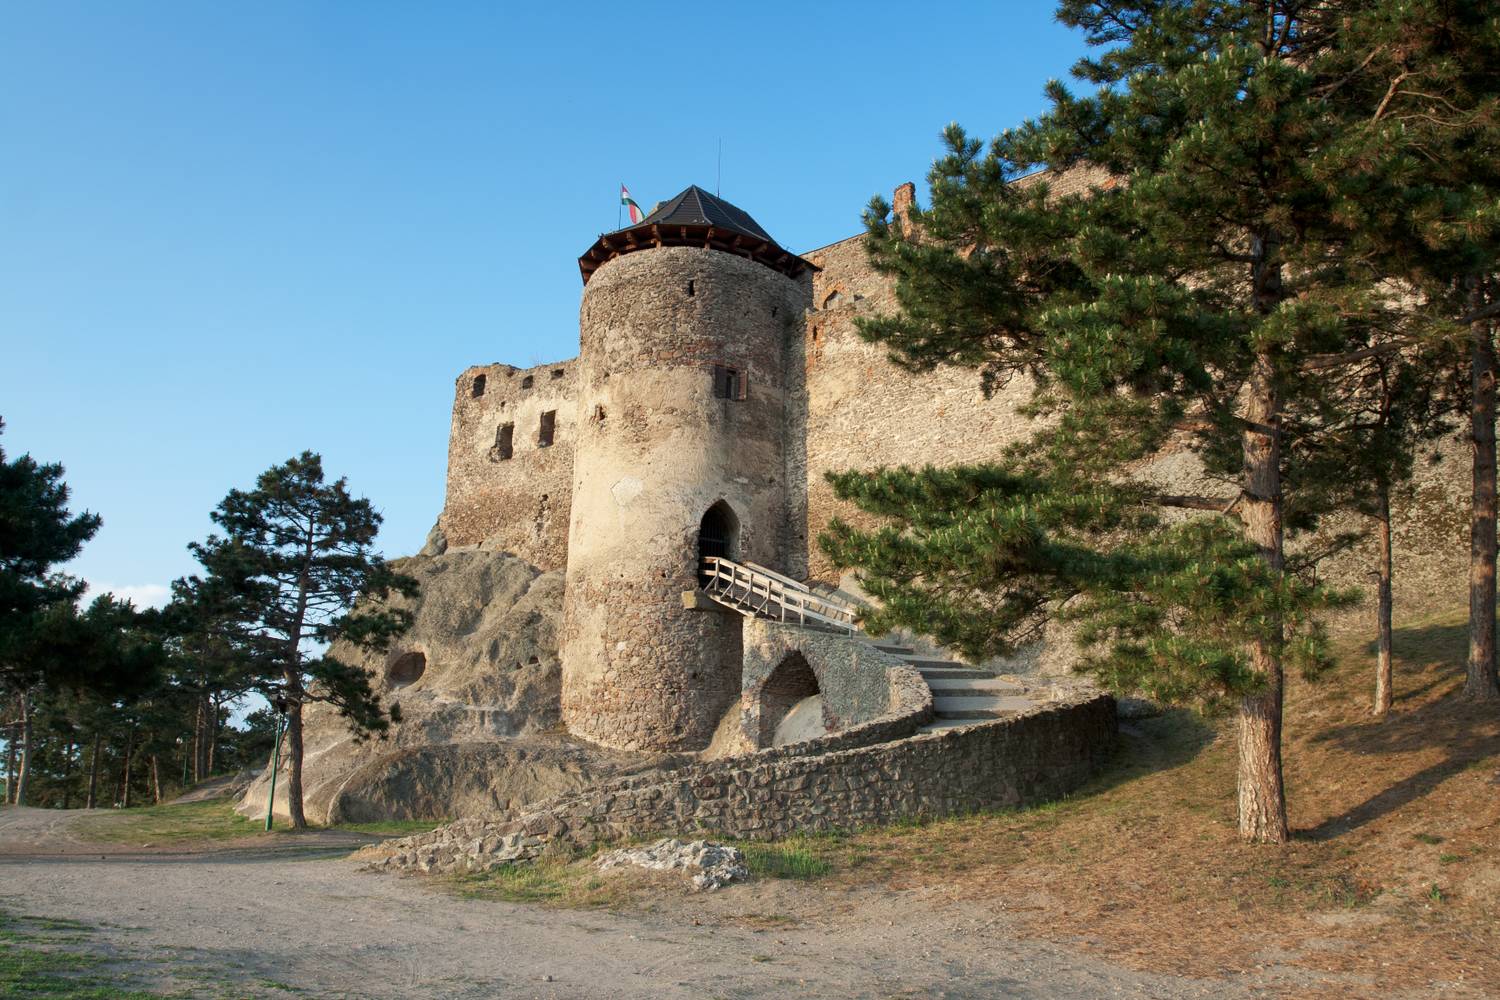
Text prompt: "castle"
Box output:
[[435, 180, 1096, 754], [433, 178, 1469, 760]]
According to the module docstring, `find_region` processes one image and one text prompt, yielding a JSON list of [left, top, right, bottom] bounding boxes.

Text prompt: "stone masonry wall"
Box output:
[[440, 360, 578, 570], [740, 619, 927, 748], [364, 692, 1117, 873], [797, 231, 1043, 584], [798, 181, 1474, 626], [561, 247, 812, 752]]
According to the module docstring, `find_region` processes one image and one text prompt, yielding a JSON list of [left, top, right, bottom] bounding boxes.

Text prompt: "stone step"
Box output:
[[900, 657, 974, 670], [932, 694, 1035, 716], [924, 678, 1026, 695], [872, 644, 916, 655], [914, 665, 998, 681]]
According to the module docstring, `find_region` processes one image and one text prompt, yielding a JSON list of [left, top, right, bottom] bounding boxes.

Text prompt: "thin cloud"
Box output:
[[83, 582, 172, 610]]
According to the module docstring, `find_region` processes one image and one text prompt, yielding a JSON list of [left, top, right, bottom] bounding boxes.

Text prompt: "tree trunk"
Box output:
[[284, 674, 307, 830], [119, 727, 135, 808], [14, 691, 32, 807], [61, 741, 75, 810], [192, 697, 204, 784], [1468, 300, 1500, 701], [4, 719, 16, 805], [85, 732, 101, 810], [1374, 484, 1395, 716], [151, 755, 162, 805], [207, 694, 220, 776], [1237, 348, 1290, 844]]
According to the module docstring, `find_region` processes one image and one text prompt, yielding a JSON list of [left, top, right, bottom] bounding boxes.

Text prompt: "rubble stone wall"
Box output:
[[440, 360, 578, 569], [797, 179, 1472, 622], [367, 692, 1117, 872], [560, 247, 812, 752], [740, 619, 929, 748]]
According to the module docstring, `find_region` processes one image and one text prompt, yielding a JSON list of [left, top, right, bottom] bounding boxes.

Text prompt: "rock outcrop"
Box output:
[[239, 548, 673, 825]]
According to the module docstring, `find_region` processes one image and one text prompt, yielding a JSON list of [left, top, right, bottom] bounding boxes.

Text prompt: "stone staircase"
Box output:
[[870, 644, 1032, 732], [699, 557, 1036, 733]]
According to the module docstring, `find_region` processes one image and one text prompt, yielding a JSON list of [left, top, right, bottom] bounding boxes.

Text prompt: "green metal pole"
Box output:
[[264, 715, 286, 832]]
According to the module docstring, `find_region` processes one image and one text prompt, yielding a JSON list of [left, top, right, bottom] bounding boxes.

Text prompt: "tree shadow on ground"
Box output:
[[1301, 618, 1500, 841], [1084, 706, 1219, 799]]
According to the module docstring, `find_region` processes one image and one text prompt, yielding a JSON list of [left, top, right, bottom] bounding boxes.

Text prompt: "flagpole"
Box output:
[[617, 184, 622, 231]]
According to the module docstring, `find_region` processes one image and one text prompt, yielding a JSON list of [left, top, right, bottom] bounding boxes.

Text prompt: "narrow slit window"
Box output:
[[538, 410, 556, 447], [495, 423, 514, 460], [471, 373, 487, 398]]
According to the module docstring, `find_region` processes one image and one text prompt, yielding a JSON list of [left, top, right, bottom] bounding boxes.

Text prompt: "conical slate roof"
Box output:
[[578, 185, 814, 285]]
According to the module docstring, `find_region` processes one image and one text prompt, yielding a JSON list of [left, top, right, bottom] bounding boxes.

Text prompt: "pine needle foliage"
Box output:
[[818, 1, 1491, 840]]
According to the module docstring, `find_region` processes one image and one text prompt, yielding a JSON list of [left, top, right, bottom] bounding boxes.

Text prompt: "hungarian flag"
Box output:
[[621, 184, 645, 224]]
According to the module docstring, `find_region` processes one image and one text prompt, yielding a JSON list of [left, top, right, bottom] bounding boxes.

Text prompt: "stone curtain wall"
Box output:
[[799, 181, 1474, 622], [797, 231, 1043, 583], [740, 619, 929, 748], [367, 692, 1117, 870], [440, 361, 578, 570]]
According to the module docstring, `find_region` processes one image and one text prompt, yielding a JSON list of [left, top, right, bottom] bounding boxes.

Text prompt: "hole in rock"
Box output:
[[388, 651, 427, 688]]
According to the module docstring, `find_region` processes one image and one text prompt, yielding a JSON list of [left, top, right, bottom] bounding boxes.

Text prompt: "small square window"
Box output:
[[521, 375, 534, 390], [712, 365, 746, 401]]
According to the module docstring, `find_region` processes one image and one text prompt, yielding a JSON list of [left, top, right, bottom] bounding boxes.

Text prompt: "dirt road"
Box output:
[[0, 806, 1289, 999]]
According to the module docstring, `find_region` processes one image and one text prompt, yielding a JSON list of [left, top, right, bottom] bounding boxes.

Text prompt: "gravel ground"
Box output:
[[0, 806, 1280, 999]]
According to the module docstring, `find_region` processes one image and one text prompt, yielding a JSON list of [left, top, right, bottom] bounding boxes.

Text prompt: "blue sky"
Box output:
[[1, 2, 1090, 608]]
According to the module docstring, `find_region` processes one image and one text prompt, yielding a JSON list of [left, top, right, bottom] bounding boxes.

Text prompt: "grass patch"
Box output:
[[71, 801, 262, 846], [448, 858, 635, 909], [0, 909, 171, 999], [738, 841, 835, 880], [71, 800, 443, 847]]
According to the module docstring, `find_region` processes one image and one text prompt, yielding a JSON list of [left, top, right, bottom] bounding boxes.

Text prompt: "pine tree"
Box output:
[[189, 453, 417, 828], [822, 1, 1451, 842], [1324, 1, 1500, 702], [0, 417, 101, 693]]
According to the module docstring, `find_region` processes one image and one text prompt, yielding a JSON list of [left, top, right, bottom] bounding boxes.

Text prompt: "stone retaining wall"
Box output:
[[363, 692, 1116, 873]]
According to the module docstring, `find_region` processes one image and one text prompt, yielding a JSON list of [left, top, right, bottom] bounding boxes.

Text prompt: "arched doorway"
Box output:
[[697, 501, 739, 586], [758, 651, 823, 746]]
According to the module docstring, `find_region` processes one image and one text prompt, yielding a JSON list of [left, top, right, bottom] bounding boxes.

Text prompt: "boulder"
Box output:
[[238, 547, 671, 824]]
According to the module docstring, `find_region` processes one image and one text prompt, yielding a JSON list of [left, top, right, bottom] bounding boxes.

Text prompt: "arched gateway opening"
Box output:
[[759, 651, 823, 746], [697, 501, 739, 586]]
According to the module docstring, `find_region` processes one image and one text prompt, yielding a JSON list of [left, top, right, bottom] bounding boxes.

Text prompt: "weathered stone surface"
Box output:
[[238, 548, 674, 824], [440, 360, 578, 569], [740, 620, 928, 749], [560, 247, 811, 753], [595, 838, 749, 891], [362, 691, 1116, 874]]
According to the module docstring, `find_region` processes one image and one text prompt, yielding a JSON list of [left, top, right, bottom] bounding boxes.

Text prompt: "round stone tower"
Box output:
[[560, 186, 814, 752]]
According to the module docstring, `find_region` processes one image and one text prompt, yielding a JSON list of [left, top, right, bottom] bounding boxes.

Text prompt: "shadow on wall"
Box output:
[[758, 652, 822, 746], [698, 501, 739, 586]]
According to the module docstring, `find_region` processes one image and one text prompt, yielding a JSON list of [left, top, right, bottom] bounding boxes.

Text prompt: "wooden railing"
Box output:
[[699, 556, 860, 633]]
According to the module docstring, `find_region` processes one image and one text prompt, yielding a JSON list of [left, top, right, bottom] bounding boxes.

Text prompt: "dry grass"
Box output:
[[72, 799, 439, 847], [447, 856, 644, 909], [797, 606, 1500, 995]]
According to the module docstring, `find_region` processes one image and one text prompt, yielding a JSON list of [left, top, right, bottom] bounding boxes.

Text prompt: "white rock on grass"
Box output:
[[595, 838, 749, 891]]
